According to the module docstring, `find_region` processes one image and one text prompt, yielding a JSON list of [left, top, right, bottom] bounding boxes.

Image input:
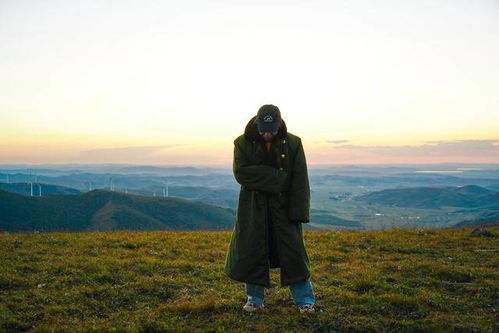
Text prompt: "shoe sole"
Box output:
[[243, 306, 264, 312], [299, 306, 315, 314]]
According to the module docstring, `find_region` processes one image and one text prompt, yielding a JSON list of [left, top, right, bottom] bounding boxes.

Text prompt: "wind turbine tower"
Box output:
[[108, 177, 115, 191], [163, 180, 169, 197]]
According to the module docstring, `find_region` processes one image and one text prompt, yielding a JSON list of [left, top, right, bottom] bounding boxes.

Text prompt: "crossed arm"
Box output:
[[232, 139, 311, 223], [232, 140, 288, 194]]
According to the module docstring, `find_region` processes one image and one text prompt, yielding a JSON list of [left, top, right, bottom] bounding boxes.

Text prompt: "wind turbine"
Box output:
[[163, 180, 169, 197], [108, 177, 115, 191], [30, 170, 40, 196], [27, 168, 35, 196]]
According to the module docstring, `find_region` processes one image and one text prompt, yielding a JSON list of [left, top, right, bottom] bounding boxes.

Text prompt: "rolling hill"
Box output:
[[452, 211, 499, 228], [133, 186, 239, 209], [309, 214, 363, 230], [0, 189, 235, 232], [0, 182, 81, 196], [355, 185, 499, 209]]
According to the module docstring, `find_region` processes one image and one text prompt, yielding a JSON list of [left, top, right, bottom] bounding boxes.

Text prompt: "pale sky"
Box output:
[[1, 0, 498, 165]]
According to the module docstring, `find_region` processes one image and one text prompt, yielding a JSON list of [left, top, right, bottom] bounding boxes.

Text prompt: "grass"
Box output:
[[0, 226, 497, 332]]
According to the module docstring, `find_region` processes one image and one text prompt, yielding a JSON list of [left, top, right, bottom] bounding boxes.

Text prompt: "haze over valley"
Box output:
[[1, 163, 497, 232]]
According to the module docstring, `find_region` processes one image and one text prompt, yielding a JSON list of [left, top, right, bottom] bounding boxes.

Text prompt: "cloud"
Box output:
[[79, 144, 187, 161], [314, 139, 499, 164], [326, 139, 350, 144], [326, 139, 498, 151], [419, 140, 499, 151]]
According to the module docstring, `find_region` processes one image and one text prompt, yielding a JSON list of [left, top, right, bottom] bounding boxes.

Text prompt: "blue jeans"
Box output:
[[246, 278, 315, 307]]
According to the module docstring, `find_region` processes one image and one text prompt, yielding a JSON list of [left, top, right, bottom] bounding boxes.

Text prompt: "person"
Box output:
[[224, 104, 316, 314]]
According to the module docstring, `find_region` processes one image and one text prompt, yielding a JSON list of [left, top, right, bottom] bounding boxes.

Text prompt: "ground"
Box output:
[[0, 226, 497, 332]]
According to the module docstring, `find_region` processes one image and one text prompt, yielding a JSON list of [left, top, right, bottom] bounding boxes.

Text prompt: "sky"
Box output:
[[1, 0, 498, 165]]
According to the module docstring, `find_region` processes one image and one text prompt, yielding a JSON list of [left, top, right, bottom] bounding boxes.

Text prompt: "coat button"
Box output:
[[279, 167, 283, 170], [281, 154, 286, 158], [282, 140, 286, 144]]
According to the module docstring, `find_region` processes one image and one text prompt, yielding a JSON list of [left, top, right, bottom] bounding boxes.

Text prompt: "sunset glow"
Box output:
[[1, 0, 498, 165]]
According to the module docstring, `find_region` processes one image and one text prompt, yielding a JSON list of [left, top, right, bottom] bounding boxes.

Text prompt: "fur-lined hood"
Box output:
[[243, 115, 288, 143]]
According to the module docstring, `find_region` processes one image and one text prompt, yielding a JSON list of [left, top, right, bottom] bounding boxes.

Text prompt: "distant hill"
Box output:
[[133, 186, 239, 209], [0, 189, 235, 232], [0, 182, 80, 196], [165, 186, 239, 209], [354, 185, 499, 209], [451, 211, 499, 228], [311, 172, 499, 189], [310, 214, 363, 230]]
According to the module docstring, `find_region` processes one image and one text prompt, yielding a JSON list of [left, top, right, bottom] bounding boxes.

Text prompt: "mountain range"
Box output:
[[0, 189, 235, 232]]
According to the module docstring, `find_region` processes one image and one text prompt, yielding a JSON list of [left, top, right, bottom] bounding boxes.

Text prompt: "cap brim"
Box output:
[[257, 122, 280, 133]]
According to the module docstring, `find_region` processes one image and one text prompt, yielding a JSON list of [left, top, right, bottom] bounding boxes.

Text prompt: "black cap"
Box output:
[[255, 104, 281, 133]]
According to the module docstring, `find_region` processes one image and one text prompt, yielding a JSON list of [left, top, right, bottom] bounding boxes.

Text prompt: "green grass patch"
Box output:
[[0, 227, 497, 332]]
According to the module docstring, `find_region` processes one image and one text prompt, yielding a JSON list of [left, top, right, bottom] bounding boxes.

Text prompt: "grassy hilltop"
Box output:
[[0, 227, 497, 332]]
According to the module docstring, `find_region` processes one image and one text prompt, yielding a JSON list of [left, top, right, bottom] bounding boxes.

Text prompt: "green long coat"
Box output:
[[224, 116, 311, 288]]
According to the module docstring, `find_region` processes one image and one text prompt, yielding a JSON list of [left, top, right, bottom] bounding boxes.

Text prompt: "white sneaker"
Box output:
[[243, 302, 265, 312], [299, 304, 315, 313]]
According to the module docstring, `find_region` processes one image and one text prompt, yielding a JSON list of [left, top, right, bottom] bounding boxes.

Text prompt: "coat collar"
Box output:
[[244, 115, 288, 143]]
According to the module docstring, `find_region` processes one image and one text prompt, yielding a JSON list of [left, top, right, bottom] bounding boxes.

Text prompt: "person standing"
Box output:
[[224, 104, 315, 313]]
